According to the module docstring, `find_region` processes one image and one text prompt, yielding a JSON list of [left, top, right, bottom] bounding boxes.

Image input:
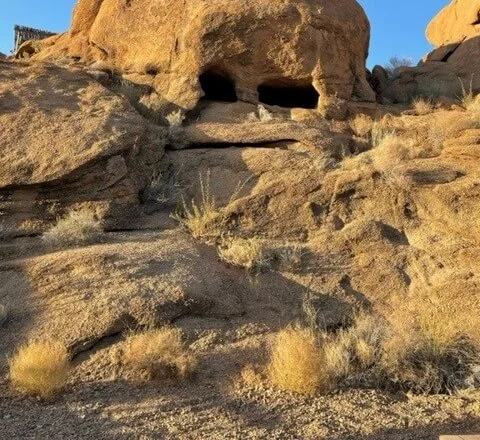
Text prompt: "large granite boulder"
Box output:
[[426, 0, 480, 46], [31, 0, 375, 117]]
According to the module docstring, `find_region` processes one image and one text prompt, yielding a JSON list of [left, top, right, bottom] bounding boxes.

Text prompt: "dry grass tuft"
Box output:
[[9, 341, 70, 399], [218, 236, 269, 272], [172, 173, 223, 241], [369, 133, 412, 189], [413, 98, 434, 115], [459, 77, 480, 112], [42, 207, 103, 247], [276, 244, 307, 271], [247, 105, 275, 122], [166, 110, 185, 127], [267, 303, 480, 396], [381, 295, 480, 394], [267, 326, 332, 395], [123, 327, 197, 382], [350, 114, 374, 138]]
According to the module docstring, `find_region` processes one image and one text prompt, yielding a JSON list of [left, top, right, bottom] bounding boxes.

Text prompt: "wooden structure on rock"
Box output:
[[14, 25, 55, 53]]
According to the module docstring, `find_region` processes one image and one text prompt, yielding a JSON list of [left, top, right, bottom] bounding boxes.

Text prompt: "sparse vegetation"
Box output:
[[247, 104, 274, 122], [9, 341, 70, 399], [172, 173, 224, 241], [218, 236, 269, 272], [123, 327, 197, 382], [266, 301, 480, 396], [385, 56, 413, 76], [459, 77, 480, 112], [42, 207, 103, 247], [350, 114, 397, 149], [276, 244, 307, 271], [144, 170, 184, 206], [166, 109, 185, 127], [381, 295, 480, 394], [267, 326, 331, 395], [412, 98, 434, 115], [350, 114, 374, 139]]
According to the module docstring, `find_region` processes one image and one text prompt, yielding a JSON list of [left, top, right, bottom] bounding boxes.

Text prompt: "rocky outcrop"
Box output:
[[0, 61, 165, 232], [31, 0, 375, 118], [380, 0, 480, 103], [426, 0, 480, 46]]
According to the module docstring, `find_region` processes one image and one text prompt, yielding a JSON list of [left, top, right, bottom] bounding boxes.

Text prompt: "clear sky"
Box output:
[[0, 0, 450, 67]]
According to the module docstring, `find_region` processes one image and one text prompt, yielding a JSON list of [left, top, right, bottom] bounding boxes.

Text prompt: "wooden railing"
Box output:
[[14, 25, 56, 53]]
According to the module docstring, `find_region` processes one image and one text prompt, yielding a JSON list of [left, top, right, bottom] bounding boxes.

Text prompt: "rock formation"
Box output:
[[0, 61, 165, 232], [379, 0, 480, 103], [426, 0, 480, 46], [30, 0, 375, 117]]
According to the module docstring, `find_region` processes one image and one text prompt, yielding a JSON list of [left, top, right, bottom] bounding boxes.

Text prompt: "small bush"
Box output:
[[9, 341, 70, 399], [42, 208, 103, 247], [413, 98, 434, 115], [267, 326, 331, 395], [385, 56, 413, 76], [123, 327, 197, 382], [218, 236, 269, 272]]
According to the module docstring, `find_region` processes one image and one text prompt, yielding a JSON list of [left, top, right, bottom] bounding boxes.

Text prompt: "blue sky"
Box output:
[[0, 0, 450, 67]]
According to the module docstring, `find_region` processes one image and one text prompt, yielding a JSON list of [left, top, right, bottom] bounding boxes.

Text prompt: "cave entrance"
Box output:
[[258, 81, 319, 109], [199, 70, 238, 103]]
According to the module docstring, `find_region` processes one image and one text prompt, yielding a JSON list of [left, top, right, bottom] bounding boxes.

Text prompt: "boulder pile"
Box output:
[[378, 0, 480, 102]]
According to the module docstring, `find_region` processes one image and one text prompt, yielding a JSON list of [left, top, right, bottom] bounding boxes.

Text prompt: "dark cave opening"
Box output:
[[257, 81, 319, 109], [199, 70, 238, 103]]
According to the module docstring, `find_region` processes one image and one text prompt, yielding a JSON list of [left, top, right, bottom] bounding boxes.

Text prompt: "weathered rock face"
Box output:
[[426, 0, 480, 47], [32, 0, 375, 117], [380, 0, 480, 103], [0, 61, 165, 232]]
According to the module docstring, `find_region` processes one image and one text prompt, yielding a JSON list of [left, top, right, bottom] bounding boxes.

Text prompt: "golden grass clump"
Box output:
[[173, 174, 223, 241], [218, 236, 269, 272], [9, 341, 70, 399], [381, 295, 480, 394], [349, 114, 374, 138], [267, 326, 331, 395], [412, 98, 434, 115], [42, 207, 103, 247], [268, 302, 479, 396], [123, 327, 197, 382]]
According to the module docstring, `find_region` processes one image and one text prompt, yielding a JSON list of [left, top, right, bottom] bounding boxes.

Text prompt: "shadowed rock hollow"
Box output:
[[31, 0, 375, 117]]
